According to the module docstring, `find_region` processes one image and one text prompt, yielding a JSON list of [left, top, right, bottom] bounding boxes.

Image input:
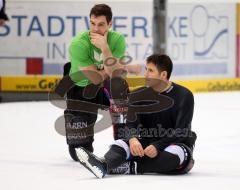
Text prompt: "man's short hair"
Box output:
[[146, 54, 173, 79], [90, 4, 112, 24]]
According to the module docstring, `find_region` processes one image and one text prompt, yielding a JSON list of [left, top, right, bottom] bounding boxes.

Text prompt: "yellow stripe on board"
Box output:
[[129, 77, 240, 93], [1, 75, 240, 93], [0, 75, 61, 92], [176, 78, 240, 93]]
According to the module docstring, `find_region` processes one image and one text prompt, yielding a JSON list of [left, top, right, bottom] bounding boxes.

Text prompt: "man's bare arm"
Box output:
[[80, 65, 109, 85]]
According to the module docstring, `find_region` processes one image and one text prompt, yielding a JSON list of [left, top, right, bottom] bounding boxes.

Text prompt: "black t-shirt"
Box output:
[[126, 82, 196, 151]]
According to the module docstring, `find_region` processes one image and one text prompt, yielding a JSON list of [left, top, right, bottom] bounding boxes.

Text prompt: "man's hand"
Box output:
[[144, 145, 158, 158], [90, 31, 108, 50], [125, 64, 142, 75], [129, 137, 144, 157]]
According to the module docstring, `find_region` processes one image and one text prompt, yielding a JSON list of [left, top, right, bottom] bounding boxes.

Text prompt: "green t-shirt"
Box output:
[[69, 30, 126, 87]]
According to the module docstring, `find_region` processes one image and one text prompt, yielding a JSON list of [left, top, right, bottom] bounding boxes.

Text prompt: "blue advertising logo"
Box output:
[[190, 5, 229, 59]]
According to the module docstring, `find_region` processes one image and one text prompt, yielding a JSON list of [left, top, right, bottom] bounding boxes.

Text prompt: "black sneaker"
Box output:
[[68, 144, 94, 162], [76, 147, 107, 178], [108, 161, 137, 175]]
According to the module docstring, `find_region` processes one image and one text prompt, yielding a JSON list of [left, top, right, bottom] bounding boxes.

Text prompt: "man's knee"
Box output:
[[111, 139, 130, 159], [164, 143, 195, 175], [64, 110, 97, 146]]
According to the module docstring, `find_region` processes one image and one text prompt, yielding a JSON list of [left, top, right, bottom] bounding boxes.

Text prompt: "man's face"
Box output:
[[90, 15, 112, 35], [144, 62, 167, 87]]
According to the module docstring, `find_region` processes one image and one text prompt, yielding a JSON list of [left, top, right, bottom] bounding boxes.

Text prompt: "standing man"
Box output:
[[75, 54, 197, 178], [65, 4, 140, 161], [0, 0, 8, 26]]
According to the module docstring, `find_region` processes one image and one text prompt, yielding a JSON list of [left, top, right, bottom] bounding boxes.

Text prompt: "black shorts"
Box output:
[[66, 84, 110, 108]]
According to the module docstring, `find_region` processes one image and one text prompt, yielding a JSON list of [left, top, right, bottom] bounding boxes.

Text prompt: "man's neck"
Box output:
[[152, 80, 172, 93]]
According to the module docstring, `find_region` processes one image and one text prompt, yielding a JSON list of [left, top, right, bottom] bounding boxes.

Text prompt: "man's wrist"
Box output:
[[101, 44, 110, 54]]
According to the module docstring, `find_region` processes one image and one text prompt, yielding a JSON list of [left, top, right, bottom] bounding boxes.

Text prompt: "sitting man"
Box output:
[[75, 54, 197, 178]]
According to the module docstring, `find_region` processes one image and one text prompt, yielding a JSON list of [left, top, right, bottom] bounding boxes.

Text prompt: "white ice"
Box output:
[[0, 92, 240, 190]]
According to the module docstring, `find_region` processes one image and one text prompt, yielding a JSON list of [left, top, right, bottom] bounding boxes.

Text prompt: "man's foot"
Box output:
[[76, 147, 107, 178], [68, 144, 94, 162], [108, 161, 137, 175]]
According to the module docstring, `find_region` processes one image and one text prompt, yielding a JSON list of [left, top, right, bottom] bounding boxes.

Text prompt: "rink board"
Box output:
[[0, 75, 240, 93]]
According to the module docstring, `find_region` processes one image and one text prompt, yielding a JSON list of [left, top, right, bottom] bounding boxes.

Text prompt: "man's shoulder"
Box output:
[[108, 30, 125, 42], [109, 30, 123, 36], [130, 86, 148, 94], [172, 82, 193, 97], [70, 31, 90, 47]]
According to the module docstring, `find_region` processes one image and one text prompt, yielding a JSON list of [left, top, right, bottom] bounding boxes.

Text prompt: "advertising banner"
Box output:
[[0, 1, 152, 75], [167, 3, 236, 79]]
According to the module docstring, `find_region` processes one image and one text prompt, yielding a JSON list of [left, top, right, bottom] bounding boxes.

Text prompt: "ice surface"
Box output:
[[0, 92, 240, 190]]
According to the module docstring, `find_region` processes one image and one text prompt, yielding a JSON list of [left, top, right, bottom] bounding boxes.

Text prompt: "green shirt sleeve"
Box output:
[[111, 34, 126, 59], [69, 39, 93, 86], [69, 40, 93, 71]]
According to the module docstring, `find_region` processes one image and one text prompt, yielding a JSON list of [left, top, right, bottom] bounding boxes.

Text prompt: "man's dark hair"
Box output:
[[146, 54, 173, 79], [90, 4, 112, 24]]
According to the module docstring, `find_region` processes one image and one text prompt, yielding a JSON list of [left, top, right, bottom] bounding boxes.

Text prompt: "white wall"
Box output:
[[1, 0, 239, 79]]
